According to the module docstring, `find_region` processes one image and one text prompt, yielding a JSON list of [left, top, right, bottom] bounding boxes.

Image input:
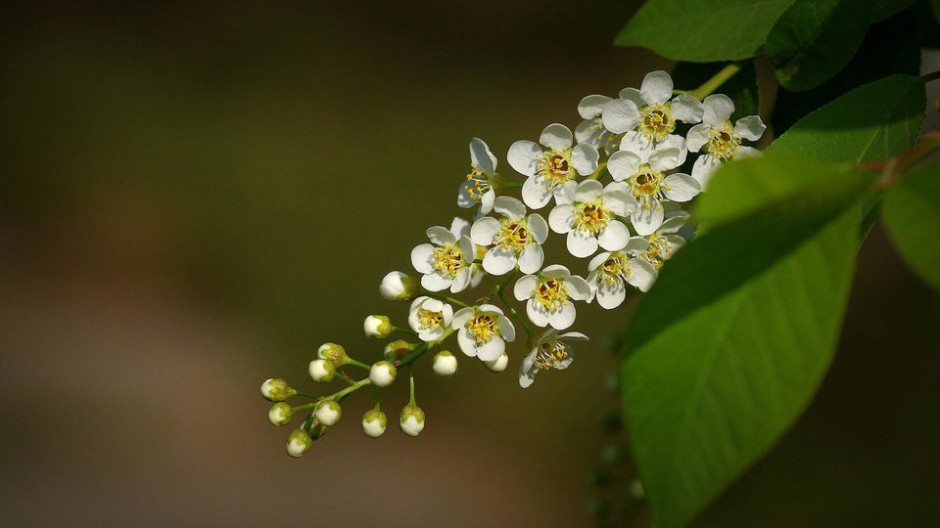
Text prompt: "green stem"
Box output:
[[333, 378, 372, 402], [501, 179, 523, 190], [294, 390, 321, 400], [493, 269, 534, 337], [921, 70, 940, 83], [689, 63, 743, 101], [421, 290, 470, 308], [344, 358, 371, 370], [588, 160, 608, 180], [861, 130, 940, 189], [408, 366, 416, 405]]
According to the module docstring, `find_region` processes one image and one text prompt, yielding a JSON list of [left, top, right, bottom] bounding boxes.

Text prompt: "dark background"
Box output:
[[1, 2, 938, 526]]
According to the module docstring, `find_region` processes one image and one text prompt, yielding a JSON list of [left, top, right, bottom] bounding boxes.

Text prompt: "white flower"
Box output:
[[407, 296, 453, 342], [484, 352, 509, 372], [586, 236, 658, 309], [470, 196, 548, 275], [286, 429, 313, 457], [602, 70, 704, 148], [507, 123, 600, 209], [308, 358, 336, 382], [513, 265, 591, 330], [361, 409, 387, 438], [607, 132, 700, 236], [519, 329, 588, 388], [432, 350, 458, 376], [452, 304, 516, 361], [458, 138, 499, 215], [268, 402, 293, 426], [411, 217, 475, 292], [575, 95, 621, 154], [400, 404, 426, 437], [379, 271, 418, 301], [686, 94, 766, 188], [369, 361, 397, 387], [314, 400, 342, 426], [639, 211, 689, 270], [548, 179, 637, 258]]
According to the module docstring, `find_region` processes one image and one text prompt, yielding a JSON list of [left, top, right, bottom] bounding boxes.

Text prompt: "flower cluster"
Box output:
[[260, 70, 765, 456]]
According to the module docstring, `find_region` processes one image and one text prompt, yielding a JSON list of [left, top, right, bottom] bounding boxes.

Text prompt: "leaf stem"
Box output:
[[859, 130, 940, 189], [921, 70, 940, 83], [421, 290, 471, 307], [689, 63, 743, 101]]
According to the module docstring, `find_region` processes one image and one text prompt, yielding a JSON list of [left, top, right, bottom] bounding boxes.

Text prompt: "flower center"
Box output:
[[639, 104, 675, 142], [418, 308, 444, 330], [495, 220, 529, 253], [575, 201, 611, 235], [630, 165, 665, 199], [600, 253, 631, 286], [535, 340, 572, 370], [432, 244, 464, 278], [536, 279, 570, 313], [537, 150, 575, 187], [467, 314, 497, 344], [643, 234, 671, 269], [463, 163, 491, 200], [707, 124, 741, 161]]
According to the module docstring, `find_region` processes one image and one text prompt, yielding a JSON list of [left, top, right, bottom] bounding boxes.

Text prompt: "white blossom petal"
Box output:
[[664, 174, 701, 202], [671, 93, 704, 123], [602, 99, 641, 134], [686, 124, 710, 153], [649, 144, 687, 173], [578, 94, 612, 119], [691, 155, 721, 187], [421, 272, 451, 292], [527, 302, 550, 327], [603, 182, 636, 216], [571, 144, 600, 175], [632, 205, 664, 236], [567, 230, 599, 258], [522, 176, 553, 209], [410, 244, 435, 274], [640, 70, 673, 105], [519, 350, 539, 388], [427, 226, 456, 246], [735, 115, 766, 141], [575, 179, 604, 202], [476, 338, 504, 362], [619, 131, 656, 160], [513, 274, 538, 301], [539, 123, 574, 151], [541, 264, 571, 278], [548, 204, 575, 234], [738, 145, 761, 159], [597, 282, 627, 309], [703, 94, 735, 128], [507, 140, 542, 177], [498, 315, 515, 342], [494, 196, 526, 220], [517, 243, 544, 275], [607, 150, 642, 182], [451, 217, 471, 238], [625, 258, 658, 292], [451, 267, 471, 293], [482, 246, 517, 275], [550, 302, 577, 330], [470, 217, 500, 245], [469, 137, 497, 174], [566, 276, 592, 300], [480, 190, 495, 214], [457, 329, 478, 357], [598, 220, 630, 251], [527, 213, 549, 243]]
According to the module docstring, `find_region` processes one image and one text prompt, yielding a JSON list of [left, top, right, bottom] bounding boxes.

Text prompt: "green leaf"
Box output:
[[614, 0, 797, 61], [872, 0, 918, 21], [882, 159, 940, 291], [671, 61, 760, 119], [769, 75, 926, 162], [765, 0, 872, 91], [771, 9, 921, 134], [622, 156, 867, 527]]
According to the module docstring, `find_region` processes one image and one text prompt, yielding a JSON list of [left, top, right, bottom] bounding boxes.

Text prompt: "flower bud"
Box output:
[[484, 352, 509, 373], [361, 409, 388, 438], [369, 360, 397, 387], [314, 400, 342, 426], [379, 271, 417, 301], [308, 359, 336, 382], [399, 403, 426, 437], [432, 350, 458, 376], [383, 340, 413, 361], [286, 429, 313, 458], [364, 315, 393, 339], [317, 343, 347, 366], [268, 402, 293, 426], [260, 378, 296, 402]]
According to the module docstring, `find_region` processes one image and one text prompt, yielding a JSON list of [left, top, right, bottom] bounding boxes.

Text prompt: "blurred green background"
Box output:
[[1, 2, 938, 526]]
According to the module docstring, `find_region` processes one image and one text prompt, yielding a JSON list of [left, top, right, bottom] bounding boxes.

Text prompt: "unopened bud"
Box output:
[[268, 402, 293, 426], [379, 271, 418, 301], [383, 340, 413, 361], [317, 343, 348, 366], [260, 378, 296, 402], [484, 352, 509, 373], [432, 350, 458, 376], [369, 360, 397, 387], [308, 359, 336, 382], [364, 315, 393, 338], [315, 400, 342, 426], [361, 409, 388, 438], [286, 429, 313, 458], [399, 403, 426, 437]]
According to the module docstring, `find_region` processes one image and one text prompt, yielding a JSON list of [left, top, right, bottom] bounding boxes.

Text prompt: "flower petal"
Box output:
[[452, 307, 473, 327], [691, 155, 721, 187], [658, 212, 689, 233], [469, 137, 497, 174], [427, 226, 456, 245], [450, 267, 471, 293], [507, 140, 541, 177], [664, 174, 701, 202], [527, 213, 549, 243], [494, 195, 526, 220], [513, 274, 538, 301], [458, 181, 477, 208], [470, 217, 500, 245], [575, 179, 604, 202], [703, 94, 734, 128], [640, 70, 673, 105], [603, 182, 636, 216], [550, 302, 576, 330], [619, 131, 656, 161], [548, 204, 575, 234], [649, 142, 687, 172], [578, 94, 612, 119], [476, 338, 504, 362], [522, 175, 553, 209], [602, 99, 641, 134], [566, 275, 592, 300], [541, 264, 571, 278], [480, 189, 496, 214], [421, 272, 452, 292], [597, 281, 627, 309], [632, 204, 664, 236], [671, 93, 704, 123], [482, 246, 517, 276], [735, 115, 766, 141], [686, 124, 710, 153], [625, 258, 658, 292], [540, 123, 574, 151], [617, 87, 645, 107], [519, 350, 540, 388], [567, 229, 599, 258], [598, 220, 630, 251], [517, 243, 544, 275], [410, 243, 435, 274], [527, 301, 550, 327], [588, 251, 611, 272], [571, 144, 599, 175], [451, 217, 471, 238], [607, 150, 642, 182], [457, 329, 477, 357], [498, 315, 516, 342]]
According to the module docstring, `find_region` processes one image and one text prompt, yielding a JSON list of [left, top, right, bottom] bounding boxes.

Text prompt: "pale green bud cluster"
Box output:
[[260, 378, 296, 402], [364, 315, 393, 338], [361, 409, 388, 438], [399, 403, 426, 437]]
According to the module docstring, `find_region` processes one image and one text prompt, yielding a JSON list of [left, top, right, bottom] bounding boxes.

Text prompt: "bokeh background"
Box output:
[[1, 2, 938, 527]]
